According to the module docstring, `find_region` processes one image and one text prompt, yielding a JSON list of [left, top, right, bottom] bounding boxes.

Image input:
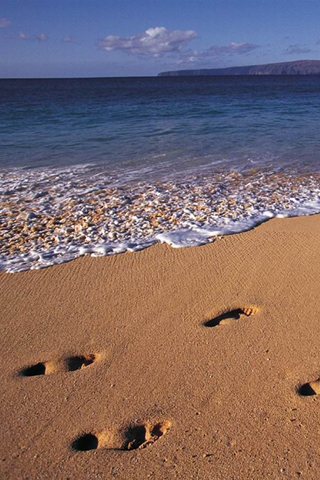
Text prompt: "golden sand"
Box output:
[[1, 214, 320, 478]]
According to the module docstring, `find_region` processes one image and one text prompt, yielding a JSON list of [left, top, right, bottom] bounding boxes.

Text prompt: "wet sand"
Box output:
[[1, 213, 320, 479]]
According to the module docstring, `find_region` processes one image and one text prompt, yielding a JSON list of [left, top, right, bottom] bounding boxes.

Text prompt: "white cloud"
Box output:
[[18, 31, 29, 40], [97, 26, 198, 57], [285, 44, 311, 55], [179, 42, 261, 65], [207, 42, 260, 55], [37, 33, 48, 42], [0, 17, 10, 28], [62, 35, 77, 44], [97, 26, 261, 66], [17, 31, 48, 42]]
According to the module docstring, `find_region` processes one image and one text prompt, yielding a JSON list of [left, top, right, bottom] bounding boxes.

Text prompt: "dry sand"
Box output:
[[1, 214, 320, 479]]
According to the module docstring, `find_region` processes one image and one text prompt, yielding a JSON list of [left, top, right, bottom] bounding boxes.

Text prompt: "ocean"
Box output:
[[2, 76, 320, 271], [2, 76, 320, 174]]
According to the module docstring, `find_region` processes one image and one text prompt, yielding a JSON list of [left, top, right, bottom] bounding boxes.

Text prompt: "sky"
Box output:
[[1, 0, 320, 78]]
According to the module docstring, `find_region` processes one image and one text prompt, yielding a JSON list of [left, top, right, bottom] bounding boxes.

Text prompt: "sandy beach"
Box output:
[[1, 213, 320, 479]]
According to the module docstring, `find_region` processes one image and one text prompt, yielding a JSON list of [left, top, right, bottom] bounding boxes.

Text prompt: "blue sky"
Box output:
[[1, 0, 320, 77]]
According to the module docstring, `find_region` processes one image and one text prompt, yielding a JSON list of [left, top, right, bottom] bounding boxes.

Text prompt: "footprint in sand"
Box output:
[[298, 379, 320, 396], [20, 354, 98, 377], [204, 307, 259, 328], [72, 420, 171, 452]]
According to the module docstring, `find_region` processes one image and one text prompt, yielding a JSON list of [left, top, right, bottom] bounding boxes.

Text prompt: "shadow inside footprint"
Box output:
[[125, 421, 171, 450], [72, 433, 99, 451], [66, 354, 96, 372], [204, 307, 258, 327], [125, 425, 148, 450], [298, 380, 320, 396], [20, 362, 46, 377]]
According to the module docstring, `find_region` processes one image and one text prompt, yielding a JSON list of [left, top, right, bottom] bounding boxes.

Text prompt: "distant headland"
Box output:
[[158, 60, 320, 76]]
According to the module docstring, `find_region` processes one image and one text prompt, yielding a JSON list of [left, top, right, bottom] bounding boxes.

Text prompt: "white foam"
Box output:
[[2, 165, 320, 273], [2, 203, 320, 274]]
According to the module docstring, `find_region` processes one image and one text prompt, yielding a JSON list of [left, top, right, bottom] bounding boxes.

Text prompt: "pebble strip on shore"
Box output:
[[1, 166, 320, 272]]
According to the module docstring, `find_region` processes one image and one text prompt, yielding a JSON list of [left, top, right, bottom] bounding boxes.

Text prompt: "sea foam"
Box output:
[[1, 165, 320, 273]]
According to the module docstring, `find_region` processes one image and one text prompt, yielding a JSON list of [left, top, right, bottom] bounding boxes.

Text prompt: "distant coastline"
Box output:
[[158, 59, 320, 76]]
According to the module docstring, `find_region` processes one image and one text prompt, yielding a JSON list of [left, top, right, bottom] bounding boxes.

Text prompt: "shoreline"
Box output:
[[2, 167, 320, 272], [2, 213, 320, 478]]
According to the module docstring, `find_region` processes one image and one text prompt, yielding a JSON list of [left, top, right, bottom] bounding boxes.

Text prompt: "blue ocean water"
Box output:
[[1, 76, 320, 178]]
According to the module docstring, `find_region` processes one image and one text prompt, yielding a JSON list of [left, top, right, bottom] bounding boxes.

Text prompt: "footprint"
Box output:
[[72, 433, 99, 452], [298, 379, 320, 396], [72, 420, 171, 452], [204, 307, 258, 327], [20, 361, 56, 377], [20, 353, 98, 377], [66, 354, 96, 372], [125, 421, 171, 450]]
